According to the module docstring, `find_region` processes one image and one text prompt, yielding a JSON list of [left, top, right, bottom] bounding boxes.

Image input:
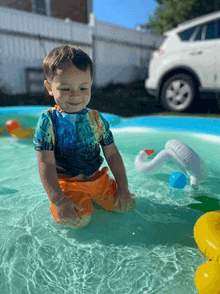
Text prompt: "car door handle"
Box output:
[[189, 50, 203, 55]]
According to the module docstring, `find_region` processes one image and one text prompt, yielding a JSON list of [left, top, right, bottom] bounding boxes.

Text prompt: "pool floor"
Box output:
[[1, 126, 220, 293]]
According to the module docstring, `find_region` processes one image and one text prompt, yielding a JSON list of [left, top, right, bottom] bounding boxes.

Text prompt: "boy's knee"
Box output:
[[124, 198, 136, 213], [60, 214, 92, 229], [113, 198, 136, 214], [77, 214, 92, 229]]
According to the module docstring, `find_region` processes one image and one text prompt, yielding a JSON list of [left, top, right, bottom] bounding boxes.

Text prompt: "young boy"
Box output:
[[33, 45, 136, 229]]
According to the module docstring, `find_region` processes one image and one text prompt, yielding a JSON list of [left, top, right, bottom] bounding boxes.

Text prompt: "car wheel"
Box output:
[[161, 74, 197, 112]]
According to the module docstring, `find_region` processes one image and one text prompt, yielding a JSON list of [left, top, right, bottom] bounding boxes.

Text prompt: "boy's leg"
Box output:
[[90, 168, 136, 213], [59, 213, 92, 229], [49, 176, 95, 229], [49, 197, 93, 229], [112, 196, 136, 214]]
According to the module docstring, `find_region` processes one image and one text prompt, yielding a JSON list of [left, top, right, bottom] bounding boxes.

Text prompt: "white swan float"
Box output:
[[135, 139, 209, 190]]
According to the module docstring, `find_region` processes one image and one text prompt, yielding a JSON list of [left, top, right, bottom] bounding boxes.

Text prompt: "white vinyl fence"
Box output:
[[0, 6, 92, 94], [0, 6, 164, 94], [93, 20, 165, 86]]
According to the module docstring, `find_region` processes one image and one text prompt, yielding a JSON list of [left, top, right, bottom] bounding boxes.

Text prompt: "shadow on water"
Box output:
[[187, 195, 220, 213], [56, 198, 203, 250], [51, 172, 220, 251], [0, 187, 18, 195]]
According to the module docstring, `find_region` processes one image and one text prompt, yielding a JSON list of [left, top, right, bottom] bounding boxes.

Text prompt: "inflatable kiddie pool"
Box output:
[[1, 106, 220, 294]]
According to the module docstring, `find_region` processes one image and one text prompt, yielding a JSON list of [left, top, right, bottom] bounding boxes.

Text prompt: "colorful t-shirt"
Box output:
[[33, 105, 114, 177]]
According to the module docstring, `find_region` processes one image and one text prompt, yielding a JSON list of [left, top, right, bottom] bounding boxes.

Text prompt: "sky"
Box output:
[[93, 0, 158, 30]]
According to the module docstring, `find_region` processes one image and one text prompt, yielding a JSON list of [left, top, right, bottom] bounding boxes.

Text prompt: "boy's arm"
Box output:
[[37, 151, 68, 206], [102, 143, 128, 190]]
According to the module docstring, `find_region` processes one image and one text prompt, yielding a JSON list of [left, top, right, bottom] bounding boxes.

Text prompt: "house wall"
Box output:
[[0, 0, 32, 13], [0, 0, 89, 24], [51, 0, 88, 24]]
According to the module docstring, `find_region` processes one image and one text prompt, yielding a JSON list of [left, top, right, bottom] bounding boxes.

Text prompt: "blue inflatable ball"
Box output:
[[169, 172, 187, 189]]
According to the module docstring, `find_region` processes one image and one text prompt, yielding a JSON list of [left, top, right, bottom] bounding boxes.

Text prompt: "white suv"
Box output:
[[145, 11, 220, 112]]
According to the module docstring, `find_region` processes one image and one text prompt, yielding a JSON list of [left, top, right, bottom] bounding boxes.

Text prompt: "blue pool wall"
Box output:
[[0, 106, 220, 136]]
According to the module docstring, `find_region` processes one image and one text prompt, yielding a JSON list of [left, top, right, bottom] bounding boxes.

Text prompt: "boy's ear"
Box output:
[[44, 80, 51, 94]]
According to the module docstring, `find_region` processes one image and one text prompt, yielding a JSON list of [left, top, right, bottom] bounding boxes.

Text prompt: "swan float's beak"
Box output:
[[143, 150, 155, 156]]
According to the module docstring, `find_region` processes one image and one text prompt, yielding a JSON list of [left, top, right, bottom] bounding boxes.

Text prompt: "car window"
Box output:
[[178, 26, 197, 41], [194, 26, 203, 41], [205, 21, 215, 40]]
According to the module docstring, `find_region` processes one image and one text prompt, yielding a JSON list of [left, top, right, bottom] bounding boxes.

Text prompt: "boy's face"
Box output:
[[44, 63, 93, 113]]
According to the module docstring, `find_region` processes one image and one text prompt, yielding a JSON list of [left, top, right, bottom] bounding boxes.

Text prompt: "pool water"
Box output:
[[1, 107, 220, 294]]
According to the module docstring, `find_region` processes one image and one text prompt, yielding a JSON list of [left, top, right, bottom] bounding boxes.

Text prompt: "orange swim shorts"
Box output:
[[49, 166, 121, 224]]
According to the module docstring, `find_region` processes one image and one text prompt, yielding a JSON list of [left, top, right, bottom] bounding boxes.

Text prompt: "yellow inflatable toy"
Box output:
[[5, 119, 35, 138], [0, 126, 3, 134], [10, 128, 35, 138], [194, 261, 220, 294], [194, 211, 220, 294]]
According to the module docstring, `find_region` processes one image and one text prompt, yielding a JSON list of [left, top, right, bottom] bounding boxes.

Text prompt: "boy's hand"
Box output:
[[113, 187, 136, 213], [56, 199, 84, 226]]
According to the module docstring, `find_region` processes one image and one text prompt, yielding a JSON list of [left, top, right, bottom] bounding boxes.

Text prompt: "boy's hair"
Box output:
[[43, 45, 93, 82]]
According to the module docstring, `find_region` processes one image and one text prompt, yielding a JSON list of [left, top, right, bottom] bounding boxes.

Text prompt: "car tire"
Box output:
[[160, 74, 197, 112]]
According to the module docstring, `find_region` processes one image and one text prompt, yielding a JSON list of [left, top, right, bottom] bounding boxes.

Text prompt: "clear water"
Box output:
[[1, 108, 220, 294]]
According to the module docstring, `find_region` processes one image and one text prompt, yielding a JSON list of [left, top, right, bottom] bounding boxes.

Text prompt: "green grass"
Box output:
[[151, 112, 220, 118]]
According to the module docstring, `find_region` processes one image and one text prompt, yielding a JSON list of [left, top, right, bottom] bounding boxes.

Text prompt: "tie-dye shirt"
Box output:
[[33, 105, 114, 177]]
